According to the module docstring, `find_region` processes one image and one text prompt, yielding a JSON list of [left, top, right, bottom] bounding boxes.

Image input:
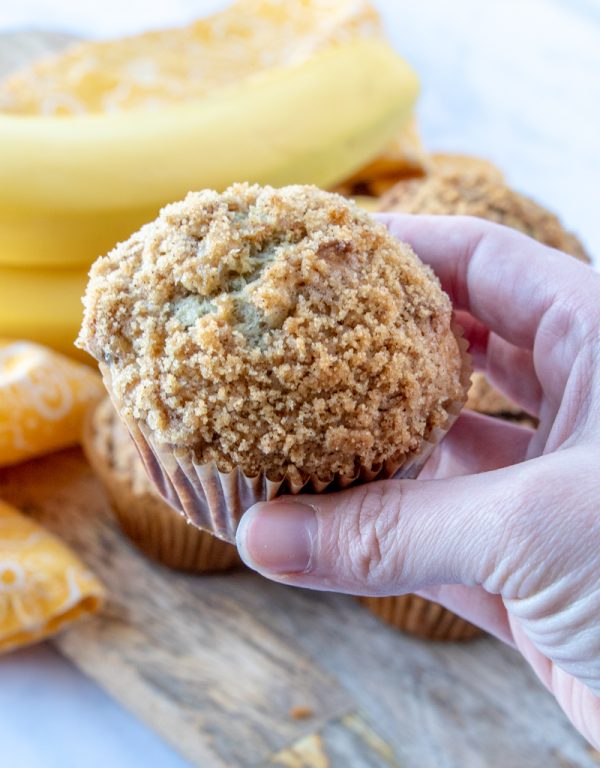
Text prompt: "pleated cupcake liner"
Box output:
[[99, 325, 471, 544]]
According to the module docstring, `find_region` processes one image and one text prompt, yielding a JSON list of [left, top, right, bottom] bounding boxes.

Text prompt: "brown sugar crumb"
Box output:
[[379, 167, 589, 262], [78, 183, 467, 482], [289, 706, 313, 720]]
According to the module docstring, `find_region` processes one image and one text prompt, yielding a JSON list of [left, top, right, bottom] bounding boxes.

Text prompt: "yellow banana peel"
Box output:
[[0, 265, 88, 359], [0, 39, 418, 268]]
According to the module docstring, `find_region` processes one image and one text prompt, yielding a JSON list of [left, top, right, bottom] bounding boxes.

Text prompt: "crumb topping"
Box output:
[[379, 170, 589, 262], [78, 183, 466, 481]]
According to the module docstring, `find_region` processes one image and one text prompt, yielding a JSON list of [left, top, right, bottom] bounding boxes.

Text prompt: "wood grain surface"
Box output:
[[1, 31, 599, 768], [1, 449, 599, 768]]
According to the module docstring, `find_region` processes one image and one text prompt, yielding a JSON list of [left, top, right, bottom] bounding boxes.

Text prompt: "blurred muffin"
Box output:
[[379, 161, 589, 262], [333, 149, 503, 200], [359, 594, 481, 641], [78, 183, 471, 542], [380, 157, 589, 422], [428, 152, 504, 182], [83, 397, 241, 572]]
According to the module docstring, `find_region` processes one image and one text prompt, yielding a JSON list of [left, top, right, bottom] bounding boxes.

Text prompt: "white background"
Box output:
[[0, 1, 599, 766]]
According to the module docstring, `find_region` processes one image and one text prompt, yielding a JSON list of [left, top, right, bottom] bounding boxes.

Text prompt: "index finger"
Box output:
[[374, 213, 597, 354]]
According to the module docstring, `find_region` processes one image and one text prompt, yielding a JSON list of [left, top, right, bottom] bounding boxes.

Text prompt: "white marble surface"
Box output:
[[0, 2, 598, 767]]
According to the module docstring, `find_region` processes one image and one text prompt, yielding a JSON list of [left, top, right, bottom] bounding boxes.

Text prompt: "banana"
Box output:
[[353, 195, 382, 213], [0, 264, 89, 360], [0, 39, 418, 268]]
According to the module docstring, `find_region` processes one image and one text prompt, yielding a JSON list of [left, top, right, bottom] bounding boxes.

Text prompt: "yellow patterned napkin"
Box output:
[[0, 499, 104, 654], [0, 340, 104, 467]]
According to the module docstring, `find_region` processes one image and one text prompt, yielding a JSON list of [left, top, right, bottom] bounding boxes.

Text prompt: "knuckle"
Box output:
[[341, 480, 402, 587]]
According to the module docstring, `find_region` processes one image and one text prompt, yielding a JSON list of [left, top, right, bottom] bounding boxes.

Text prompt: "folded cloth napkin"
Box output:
[[0, 340, 104, 467], [0, 499, 105, 654], [0, 340, 105, 652]]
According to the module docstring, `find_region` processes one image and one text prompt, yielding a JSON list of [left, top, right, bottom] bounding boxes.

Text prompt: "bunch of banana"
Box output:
[[0, 0, 419, 358]]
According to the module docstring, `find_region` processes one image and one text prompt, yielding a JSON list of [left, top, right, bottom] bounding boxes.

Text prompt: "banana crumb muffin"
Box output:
[[78, 183, 470, 536]]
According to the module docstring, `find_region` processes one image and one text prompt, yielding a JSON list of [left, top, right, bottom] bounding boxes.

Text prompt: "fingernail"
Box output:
[[236, 501, 317, 575]]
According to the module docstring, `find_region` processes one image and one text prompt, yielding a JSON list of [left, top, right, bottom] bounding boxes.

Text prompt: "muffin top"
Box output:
[[78, 183, 467, 481], [379, 168, 589, 262]]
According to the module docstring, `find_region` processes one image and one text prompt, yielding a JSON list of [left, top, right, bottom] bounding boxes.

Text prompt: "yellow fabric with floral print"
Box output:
[[0, 499, 104, 653], [0, 340, 104, 467]]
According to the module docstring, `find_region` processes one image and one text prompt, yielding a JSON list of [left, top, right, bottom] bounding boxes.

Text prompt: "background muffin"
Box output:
[[359, 594, 482, 642], [426, 152, 504, 183], [379, 161, 588, 261], [379, 159, 589, 423], [83, 397, 241, 571], [78, 183, 470, 540]]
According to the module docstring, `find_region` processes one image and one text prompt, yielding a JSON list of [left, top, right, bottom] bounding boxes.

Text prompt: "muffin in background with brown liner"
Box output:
[[361, 154, 589, 642], [359, 594, 482, 641], [77, 183, 471, 543], [83, 397, 241, 572]]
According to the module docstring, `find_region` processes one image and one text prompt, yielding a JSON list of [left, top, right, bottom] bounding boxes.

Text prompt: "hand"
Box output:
[[236, 214, 600, 748]]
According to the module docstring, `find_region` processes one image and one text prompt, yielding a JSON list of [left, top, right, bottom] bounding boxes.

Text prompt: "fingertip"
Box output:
[[234, 503, 256, 569], [235, 500, 317, 576]]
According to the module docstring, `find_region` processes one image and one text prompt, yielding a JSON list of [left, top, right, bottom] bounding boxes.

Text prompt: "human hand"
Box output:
[[236, 214, 600, 748]]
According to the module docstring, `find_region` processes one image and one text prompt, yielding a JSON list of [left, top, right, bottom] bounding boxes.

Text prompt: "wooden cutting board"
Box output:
[[0, 30, 598, 768], [1, 448, 598, 768]]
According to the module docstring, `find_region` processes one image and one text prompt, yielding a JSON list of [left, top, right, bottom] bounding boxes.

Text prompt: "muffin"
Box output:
[[428, 152, 504, 182], [83, 397, 241, 571], [379, 160, 588, 261], [77, 183, 471, 542], [334, 149, 504, 200], [380, 160, 589, 422], [359, 594, 481, 641]]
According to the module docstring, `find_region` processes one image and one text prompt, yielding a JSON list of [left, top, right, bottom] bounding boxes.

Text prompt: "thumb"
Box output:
[[236, 465, 534, 595]]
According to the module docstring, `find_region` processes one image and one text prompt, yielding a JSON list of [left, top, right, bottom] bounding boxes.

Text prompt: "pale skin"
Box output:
[[236, 214, 600, 749]]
